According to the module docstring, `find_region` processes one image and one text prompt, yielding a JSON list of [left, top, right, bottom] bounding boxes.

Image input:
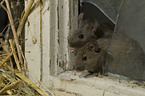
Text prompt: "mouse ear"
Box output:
[[93, 26, 104, 38], [90, 20, 107, 39], [78, 13, 84, 26], [88, 19, 100, 38], [87, 41, 101, 53]]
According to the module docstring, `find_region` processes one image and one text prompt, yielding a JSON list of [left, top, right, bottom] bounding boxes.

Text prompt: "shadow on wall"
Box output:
[[81, 2, 114, 24]]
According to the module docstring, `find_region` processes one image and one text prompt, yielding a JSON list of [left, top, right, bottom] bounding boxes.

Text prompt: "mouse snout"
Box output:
[[68, 40, 74, 47], [73, 64, 85, 71]]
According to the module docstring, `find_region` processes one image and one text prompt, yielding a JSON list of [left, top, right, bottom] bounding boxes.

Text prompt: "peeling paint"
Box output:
[[32, 36, 37, 44]]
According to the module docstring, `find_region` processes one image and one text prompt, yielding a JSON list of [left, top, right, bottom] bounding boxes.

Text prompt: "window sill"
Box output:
[[47, 71, 145, 96]]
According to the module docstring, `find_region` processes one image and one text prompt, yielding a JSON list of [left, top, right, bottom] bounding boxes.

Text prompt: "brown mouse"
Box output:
[[73, 40, 106, 74], [68, 13, 101, 48]]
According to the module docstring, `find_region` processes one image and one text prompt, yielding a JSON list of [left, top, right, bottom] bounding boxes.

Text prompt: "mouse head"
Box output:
[[74, 41, 105, 73], [68, 13, 100, 48]]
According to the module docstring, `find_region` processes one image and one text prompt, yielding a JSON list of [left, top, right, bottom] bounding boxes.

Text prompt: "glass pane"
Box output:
[[106, 0, 145, 81], [82, 0, 122, 23]]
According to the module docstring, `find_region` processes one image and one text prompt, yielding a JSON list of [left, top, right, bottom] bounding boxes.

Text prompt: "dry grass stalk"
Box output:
[[17, 81, 22, 96], [5, 0, 23, 66], [6, 65, 50, 96], [2, 74, 18, 94], [0, 80, 21, 94], [9, 39, 21, 72], [0, 52, 13, 68], [9, 58, 15, 76], [19, 45, 27, 72], [2, 0, 35, 73], [17, 0, 34, 38], [16, 72, 49, 96], [6, 90, 13, 95], [0, 0, 4, 7], [0, 81, 13, 95], [0, 39, 9, 52]]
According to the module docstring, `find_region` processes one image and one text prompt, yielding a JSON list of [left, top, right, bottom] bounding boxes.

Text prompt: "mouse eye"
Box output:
[[78, 34, 84, 39], [82, 56, 87, 61]]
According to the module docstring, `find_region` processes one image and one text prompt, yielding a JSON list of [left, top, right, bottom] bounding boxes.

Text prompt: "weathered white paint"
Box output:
[[25, 0, 145, 96], [41, 0, 50, 83], [25, 3, 41, 83]]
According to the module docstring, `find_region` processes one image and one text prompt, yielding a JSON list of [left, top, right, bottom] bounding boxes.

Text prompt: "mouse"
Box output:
[[73, 40, 106, 74]]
